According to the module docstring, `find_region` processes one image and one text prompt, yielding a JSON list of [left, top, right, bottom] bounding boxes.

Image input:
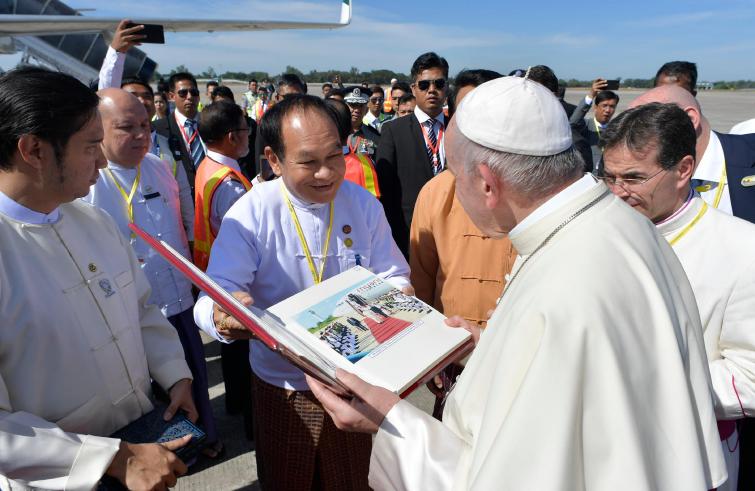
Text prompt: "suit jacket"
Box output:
[[717, 131, 755, 224], [237, 116, 258, 180], [568, 97, 600, 173], [153, 113, 196, 195], [375, 113, 439, 256]]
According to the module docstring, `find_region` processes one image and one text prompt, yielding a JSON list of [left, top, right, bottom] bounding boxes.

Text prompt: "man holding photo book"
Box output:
[[193, 95, 411, 490]]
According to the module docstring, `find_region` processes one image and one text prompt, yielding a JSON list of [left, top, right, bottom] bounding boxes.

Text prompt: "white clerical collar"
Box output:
[[656, 194, 706, 239], [0, 189, 60, 224], [693, 130, 724, 183], [206, 149, 241, 173], [414, 106, 445, 126], [509, 173, 598, 239]]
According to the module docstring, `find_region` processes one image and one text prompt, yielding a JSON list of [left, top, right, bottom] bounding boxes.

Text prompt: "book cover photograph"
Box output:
[[293, 275, 433, 364]]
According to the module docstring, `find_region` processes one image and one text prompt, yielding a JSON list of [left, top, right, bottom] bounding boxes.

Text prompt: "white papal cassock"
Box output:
[[369, 177, 726, 491], [0, 193, 191, 491], [657, 194, 755, 491]]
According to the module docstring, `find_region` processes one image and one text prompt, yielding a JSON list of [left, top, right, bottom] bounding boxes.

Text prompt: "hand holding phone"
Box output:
[[124, 22, 165, 44]]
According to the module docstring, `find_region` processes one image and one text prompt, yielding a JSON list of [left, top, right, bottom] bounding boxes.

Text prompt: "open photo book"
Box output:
[[130, 224, 474, 398]]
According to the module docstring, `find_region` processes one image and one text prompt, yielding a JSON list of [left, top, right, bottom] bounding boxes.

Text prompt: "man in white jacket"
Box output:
[[0, 67, 196, 490], [602, 102, 755, 491], [308, 76, 726, 490]]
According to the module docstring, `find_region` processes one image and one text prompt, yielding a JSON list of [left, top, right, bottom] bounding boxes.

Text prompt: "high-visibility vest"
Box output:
[[193, 156, 252, 271], [344, 151, 380, 199]]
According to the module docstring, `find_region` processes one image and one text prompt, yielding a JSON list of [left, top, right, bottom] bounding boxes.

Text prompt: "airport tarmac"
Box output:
[[175, 85, 755, 490], [216, 82, 755, 132]]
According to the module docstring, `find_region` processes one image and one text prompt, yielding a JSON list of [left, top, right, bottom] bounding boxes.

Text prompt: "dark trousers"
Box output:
[[221, 340, 254, 439], [168, 308, 218, 443], [738, 419, 754, 490]]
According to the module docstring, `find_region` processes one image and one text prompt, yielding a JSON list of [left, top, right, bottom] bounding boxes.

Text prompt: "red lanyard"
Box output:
[[420, 120, 443, 159], [176, 113, 198, 146]]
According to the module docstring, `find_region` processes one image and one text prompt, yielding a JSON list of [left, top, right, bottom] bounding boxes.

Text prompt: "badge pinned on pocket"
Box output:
[[742, 175, 755, 187], [99, 279, 116, 298]]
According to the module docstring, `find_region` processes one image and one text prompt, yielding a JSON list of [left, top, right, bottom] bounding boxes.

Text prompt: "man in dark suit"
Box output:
[[526, 65, 594, 173], [375, 52, 449, 255], [569, 81, 619, 173], [153, 72, 203, 194]]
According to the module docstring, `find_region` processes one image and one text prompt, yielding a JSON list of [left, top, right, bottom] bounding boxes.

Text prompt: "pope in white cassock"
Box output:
[[0, 68, 196, 491], [308, 76, 727, 490], [601, 102, 755, 491]]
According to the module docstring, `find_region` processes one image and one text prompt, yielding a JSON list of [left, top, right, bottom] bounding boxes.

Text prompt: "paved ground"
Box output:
[[175, 86, 755, 490]]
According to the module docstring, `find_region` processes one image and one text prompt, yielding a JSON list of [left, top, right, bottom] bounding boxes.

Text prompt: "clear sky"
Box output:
[[2, 0, 754, 80]]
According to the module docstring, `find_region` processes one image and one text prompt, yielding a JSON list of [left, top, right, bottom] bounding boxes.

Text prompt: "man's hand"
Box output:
[[111, 19, 146, 53], [106, 436, 191, 490], [213, 291, 254, 340], [445, 315, 481, 346], [164, 378, 198, 422], [590, 78, 608, 98], [307, 369, 400, 434]]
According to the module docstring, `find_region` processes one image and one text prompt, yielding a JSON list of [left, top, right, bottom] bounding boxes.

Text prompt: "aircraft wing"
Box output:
[[0, 0, 351, 36]]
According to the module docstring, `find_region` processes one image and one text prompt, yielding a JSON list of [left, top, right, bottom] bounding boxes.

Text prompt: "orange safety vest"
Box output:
[[193, 156, 252, 271], [344, 151, 380, 199]]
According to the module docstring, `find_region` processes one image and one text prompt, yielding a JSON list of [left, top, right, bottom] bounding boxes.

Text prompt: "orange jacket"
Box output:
[[344, 152, 380, 199], [193, 156, 252, 271]]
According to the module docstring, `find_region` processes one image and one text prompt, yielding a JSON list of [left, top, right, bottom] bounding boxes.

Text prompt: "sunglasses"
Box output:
[[369, 97, 384, 103], [415, 78, 446, 91], [175, 88, 200, 98]]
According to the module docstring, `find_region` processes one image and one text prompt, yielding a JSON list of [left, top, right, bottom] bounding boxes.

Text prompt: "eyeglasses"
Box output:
[[175, 88, 200, 98], [597, 167, 667, 188], [415, 78, 446, 91]]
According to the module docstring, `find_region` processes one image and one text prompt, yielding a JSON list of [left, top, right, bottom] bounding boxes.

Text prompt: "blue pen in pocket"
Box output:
[[355, 254, 361, 266]]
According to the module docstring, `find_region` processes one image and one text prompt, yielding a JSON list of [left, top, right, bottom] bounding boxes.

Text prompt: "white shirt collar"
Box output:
[[693, 130, 725, 182], [363, 111, 377, 125], [206, 149, 241, 173], [0, 190, 60, 224], [509, 173, 598, 239], [173, 108, 195, 128], [414, 106, 445, 126]]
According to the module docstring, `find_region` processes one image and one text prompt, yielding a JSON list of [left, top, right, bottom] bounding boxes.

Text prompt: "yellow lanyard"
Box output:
[[280, 181, 334, 284], [593, 118, 602, 138], [668, 202, 708, 246], [694, 162, 727, 209], [105, 166, 141, 238]]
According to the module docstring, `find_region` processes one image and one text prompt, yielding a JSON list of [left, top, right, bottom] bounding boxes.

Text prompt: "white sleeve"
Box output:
[[366, 196, 411, 289], [709, 259, 755, 419], [174, 162, 195, 241], [0, 406, 119, 491], [98, 46, 125, 90], [369, 400, 465, 491]]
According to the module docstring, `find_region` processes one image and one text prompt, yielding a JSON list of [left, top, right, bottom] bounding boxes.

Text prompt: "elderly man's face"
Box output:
[[445, 125, 502, 237], [602, 142, 689, 222], [267, 109, 345, 204], [101, 96, 151, 167]]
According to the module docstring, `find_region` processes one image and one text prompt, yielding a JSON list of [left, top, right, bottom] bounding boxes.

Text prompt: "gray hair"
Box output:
[[451, 123, 584, 197]]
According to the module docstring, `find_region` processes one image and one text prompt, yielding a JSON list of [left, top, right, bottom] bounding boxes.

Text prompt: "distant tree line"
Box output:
[[153, 67, 755, 90]]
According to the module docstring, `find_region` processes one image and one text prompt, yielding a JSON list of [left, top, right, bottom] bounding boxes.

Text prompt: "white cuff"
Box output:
[[66, 434, 121, 491]]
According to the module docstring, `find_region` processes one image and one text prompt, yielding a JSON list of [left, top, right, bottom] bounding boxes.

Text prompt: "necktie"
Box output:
[[185, 119, 205, 168], [424, 118, 442, 175]]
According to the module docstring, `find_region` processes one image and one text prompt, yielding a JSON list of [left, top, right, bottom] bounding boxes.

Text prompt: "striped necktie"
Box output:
[[185, 119, 205, 168], [424, 118, 442, 175]]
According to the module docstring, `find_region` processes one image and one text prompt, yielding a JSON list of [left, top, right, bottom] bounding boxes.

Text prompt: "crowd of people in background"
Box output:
[[1, 17, 755, 491]]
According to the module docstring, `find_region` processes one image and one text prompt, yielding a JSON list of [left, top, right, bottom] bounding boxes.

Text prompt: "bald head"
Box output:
[[97, 88, 151, 167], [629, 84, 700, 112]]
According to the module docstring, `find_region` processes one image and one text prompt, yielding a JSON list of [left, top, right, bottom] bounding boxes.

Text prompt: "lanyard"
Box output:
[[694, 161, 727, 209], [105, 166, 141, 238], [176, 114, 198, 146], [419, 120, 444, 162], [279, 181, 334, 284], [668, 201, 708, 246], [593, 118, 603, 139]]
